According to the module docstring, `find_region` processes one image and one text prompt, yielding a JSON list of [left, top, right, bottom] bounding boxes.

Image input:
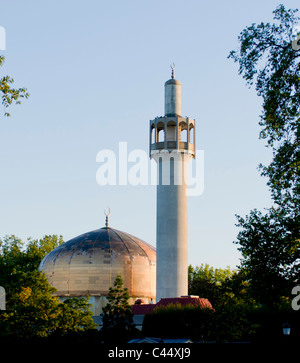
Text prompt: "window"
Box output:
[[189, 125, 194, 144], [179, 121, 187, 142], [151, 125, 156, 144], [157, 122, 165, 142]]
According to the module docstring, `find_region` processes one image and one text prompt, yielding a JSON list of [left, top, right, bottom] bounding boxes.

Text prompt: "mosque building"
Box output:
[[39, 214, 156, 315], [39, 68, 199, 316]]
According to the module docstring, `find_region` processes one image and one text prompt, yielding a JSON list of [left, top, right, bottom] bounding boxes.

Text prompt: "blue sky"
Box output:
[[0, 0, 299, 269]]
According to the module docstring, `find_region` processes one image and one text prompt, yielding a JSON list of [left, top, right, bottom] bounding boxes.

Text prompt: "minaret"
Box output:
[[150, 67, 195, 301]]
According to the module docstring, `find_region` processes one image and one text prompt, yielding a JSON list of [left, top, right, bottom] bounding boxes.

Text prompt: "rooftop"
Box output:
[[132, 296, 213, 315]]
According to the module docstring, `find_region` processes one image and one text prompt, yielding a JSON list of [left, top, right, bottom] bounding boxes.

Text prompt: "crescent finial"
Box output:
[[170, 63, 175, 79], [104, 207, 111, 227]]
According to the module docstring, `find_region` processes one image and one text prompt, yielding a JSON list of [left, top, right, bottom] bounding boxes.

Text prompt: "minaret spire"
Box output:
[[170, 63, 175, 79], [164, 66, 181, 117], [104, 207, 110, 227]]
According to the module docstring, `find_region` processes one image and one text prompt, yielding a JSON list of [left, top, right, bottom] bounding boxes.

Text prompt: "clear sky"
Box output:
[[0, 0, 299, 269]]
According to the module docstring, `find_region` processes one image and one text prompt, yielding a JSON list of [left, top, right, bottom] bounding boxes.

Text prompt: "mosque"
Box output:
[[39, 68, 202, 316], [39, 216, 156, 315]]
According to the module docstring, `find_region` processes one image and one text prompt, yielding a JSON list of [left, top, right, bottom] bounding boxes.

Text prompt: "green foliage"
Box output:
[[189, 264, 234, 285], [229, 4, 300, 208], [212, 302, 258, 342], [142, 265, 300, 342], [229, 4, 300, 307], [186, 264, 258, 341], [101, 274, 136, 343], [228, 5, 299, 142], [0, 234, 96, 339], [0, 56, 29, 117], [235, 208, 300, 305], [143, 304, 215, 341], [1, 277, 58, 338], [188, 264, 235, 306], [55, 296, 97, 335], [0, 235, 64, 291], [142, 302, 258, 342]]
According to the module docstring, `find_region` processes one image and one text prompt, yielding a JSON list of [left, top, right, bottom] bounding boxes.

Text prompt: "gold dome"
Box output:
[[39, 226, 156, 303]]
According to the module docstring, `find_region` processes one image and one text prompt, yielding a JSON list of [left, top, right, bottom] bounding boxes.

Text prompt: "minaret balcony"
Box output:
[[149, 115, 195, 157], [150, 141, 195, 153]]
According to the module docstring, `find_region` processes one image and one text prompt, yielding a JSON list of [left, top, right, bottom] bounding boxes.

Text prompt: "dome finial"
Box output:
[[170, 63, 175, 79], [104, 207, 111, 227]]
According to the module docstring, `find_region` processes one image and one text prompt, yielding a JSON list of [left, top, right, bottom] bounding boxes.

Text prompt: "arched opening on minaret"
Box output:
[[181, 129, 187, 142], [157, 122, 165, 143], [158, 129, 165, 142], [151, 124, 156, 144], [179, 121, 187, 142], [189, 125, 195, 144]]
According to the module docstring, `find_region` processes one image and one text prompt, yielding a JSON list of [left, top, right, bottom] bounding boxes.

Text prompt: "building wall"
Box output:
[[60, 295, 152, 316]]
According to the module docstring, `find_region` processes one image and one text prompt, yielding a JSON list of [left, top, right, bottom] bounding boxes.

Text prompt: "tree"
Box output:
[[55, 296, 96, 336], [229, 4, 300, 209], [0, 235, 96, 338], [0, 56, 29, 117], [188, 264, 234, 306], [142, 304, 215, 341], [229, 5, 300, 306], [1, 272, 59, 338], [101, 274, 136, 342], [235, 207, 300, 305], [0, 235, 64, 291]]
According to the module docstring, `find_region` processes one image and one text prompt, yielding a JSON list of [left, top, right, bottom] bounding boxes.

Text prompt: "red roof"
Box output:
[[157, 296, 213, 309], [131, 304, 155, 315], [132, 296, 213, 315]]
